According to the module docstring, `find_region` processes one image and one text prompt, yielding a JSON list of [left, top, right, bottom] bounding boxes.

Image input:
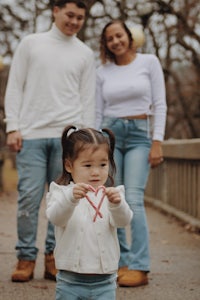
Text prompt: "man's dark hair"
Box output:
[[49, 0, 87, 10]]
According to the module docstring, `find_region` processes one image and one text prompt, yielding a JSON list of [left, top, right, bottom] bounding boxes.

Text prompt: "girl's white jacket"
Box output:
[[46, 182, 133, 274]]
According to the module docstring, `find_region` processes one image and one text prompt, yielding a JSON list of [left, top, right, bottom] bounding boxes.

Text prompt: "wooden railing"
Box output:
[[145, 139, 200, 230]]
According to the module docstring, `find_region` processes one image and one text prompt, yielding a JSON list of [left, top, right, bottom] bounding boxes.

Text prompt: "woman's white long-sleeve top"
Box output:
[[46, 182, 133, 274], [96, 53, 167, 141]]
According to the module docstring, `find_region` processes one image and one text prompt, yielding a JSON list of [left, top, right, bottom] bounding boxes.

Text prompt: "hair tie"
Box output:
[[67, 127, 79, 138]]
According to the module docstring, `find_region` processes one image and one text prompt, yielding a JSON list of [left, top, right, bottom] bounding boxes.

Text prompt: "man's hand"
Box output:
[[6, 131, 22, 152]]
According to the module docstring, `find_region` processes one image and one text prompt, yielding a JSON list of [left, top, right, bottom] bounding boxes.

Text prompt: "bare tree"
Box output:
[[0, 0, 200, 138], [86, 0, 200, 138], [0, 0, 51, 62]]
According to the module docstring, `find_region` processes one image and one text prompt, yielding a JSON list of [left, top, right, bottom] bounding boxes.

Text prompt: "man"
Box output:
[[5, 0, 95, 282]]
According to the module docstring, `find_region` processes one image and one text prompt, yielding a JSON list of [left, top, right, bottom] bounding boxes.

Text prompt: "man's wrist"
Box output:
[[7, 130, 17, 134]]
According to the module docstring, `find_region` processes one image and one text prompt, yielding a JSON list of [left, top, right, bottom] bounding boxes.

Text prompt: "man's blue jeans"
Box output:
[[102, 117, 151, 272], [16, 138, 62, 260]]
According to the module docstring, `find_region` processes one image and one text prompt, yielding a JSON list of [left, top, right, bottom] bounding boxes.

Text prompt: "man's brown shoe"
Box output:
[[11, 260, 35, 282], [117, 266, 128, 280], [44, 252, 57, 281], [118, 270, 148, 287]]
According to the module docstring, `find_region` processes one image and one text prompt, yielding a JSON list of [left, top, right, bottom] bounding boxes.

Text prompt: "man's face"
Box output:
[[53, 3, 86, 36]]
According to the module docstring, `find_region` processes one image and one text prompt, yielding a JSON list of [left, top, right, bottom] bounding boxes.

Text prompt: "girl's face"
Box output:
[[65, 145, 109, 189], [105, 23, 130, 58]]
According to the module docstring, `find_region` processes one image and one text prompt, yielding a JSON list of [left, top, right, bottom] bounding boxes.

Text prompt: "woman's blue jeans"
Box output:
[[16, 138, 62, 260], [102, 117, 151, 272], [56, 271, 117, 300]]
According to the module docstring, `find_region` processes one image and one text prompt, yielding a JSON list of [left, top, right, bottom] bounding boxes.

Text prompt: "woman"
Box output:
[[96, 20, 167, 287]]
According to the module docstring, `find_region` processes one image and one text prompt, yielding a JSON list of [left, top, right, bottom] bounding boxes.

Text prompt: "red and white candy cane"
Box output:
[[86, 185, 106, 222], [85, 194, 103, 219]]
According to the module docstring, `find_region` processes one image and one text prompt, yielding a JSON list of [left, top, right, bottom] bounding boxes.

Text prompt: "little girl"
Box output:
[[46, 125, 133, 300]]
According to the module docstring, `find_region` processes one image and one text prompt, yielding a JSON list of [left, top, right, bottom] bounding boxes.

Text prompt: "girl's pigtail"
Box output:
[[102, 128, 115, 154], [61, 125, 76, 145], [57, 125, 77, 185], [102, 128, 116, 185]]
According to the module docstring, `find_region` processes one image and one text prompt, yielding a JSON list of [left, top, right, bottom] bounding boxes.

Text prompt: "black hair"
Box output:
[[50, 0, 87, 10], [57, 125, 116, 186]]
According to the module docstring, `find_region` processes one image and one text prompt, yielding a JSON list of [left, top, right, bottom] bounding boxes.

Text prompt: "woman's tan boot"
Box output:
[[44, 252, 57, 281], [117, 266, 128, 280], [118, 270, 148, 287]]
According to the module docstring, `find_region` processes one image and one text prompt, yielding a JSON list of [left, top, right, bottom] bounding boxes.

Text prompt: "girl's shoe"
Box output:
[[118, 270, 148, 287]]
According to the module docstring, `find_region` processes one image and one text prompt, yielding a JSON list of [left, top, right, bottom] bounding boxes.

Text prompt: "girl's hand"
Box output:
[[73, 183, 90, 200], [106, 187, 121, 204], [148, 140, 164, 168]]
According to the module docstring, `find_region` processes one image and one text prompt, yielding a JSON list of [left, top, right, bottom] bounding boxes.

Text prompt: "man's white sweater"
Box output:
[[5, 24, 96, 139]]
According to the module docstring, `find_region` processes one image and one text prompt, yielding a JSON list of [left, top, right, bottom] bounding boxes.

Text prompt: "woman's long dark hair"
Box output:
[[57, 125, 116, 186], [100, 20, 133, 64]]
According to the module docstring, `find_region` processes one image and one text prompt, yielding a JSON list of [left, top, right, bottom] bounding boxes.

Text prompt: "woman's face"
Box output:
[[105, 23, 130, 58]]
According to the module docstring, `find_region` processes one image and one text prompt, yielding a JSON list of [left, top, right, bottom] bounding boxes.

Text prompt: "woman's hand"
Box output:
[[148, 140, 164, 168], [106, 187, 121, 204]]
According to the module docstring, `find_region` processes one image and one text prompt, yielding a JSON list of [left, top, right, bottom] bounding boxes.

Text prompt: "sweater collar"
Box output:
[[49, 23, 75, 41]]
